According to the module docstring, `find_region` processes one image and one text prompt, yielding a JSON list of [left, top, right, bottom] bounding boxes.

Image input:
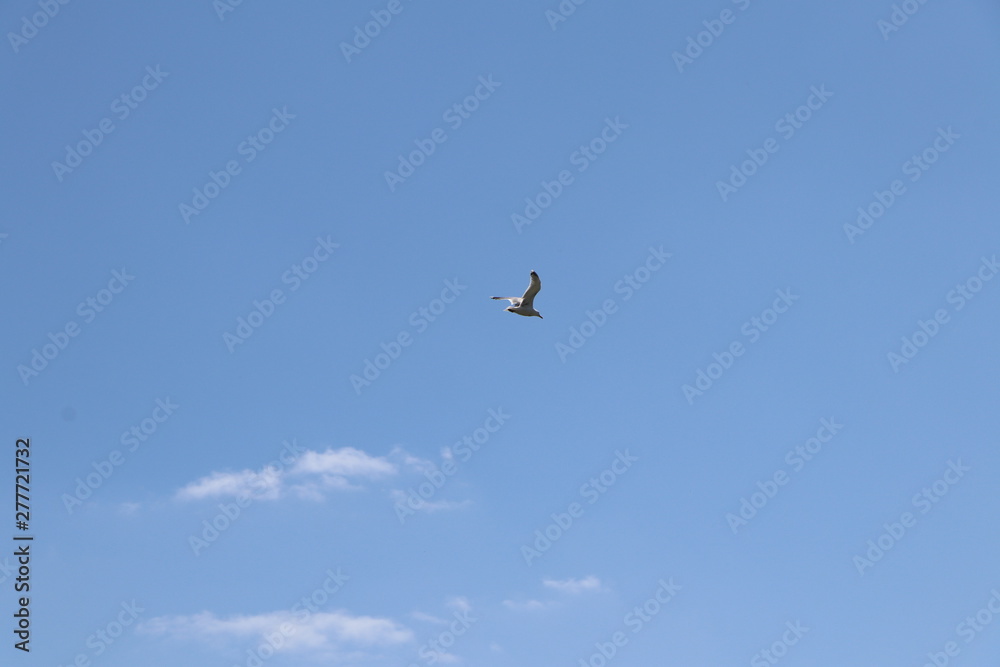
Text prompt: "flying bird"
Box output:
[[492, 271, 543, 319]]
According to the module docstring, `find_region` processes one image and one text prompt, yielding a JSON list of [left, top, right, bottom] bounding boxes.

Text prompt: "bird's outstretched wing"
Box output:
[[491, 296, 520, 304], [521, 271, 541, 306]]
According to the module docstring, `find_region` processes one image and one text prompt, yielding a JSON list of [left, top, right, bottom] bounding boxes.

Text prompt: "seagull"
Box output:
[[492, 271, 543, 319]]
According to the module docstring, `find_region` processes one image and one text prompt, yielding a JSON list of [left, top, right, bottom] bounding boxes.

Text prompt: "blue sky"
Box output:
[[4, 1, 1000, 665]]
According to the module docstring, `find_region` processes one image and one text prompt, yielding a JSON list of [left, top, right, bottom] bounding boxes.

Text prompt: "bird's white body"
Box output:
[[492, 271, 543, 318]]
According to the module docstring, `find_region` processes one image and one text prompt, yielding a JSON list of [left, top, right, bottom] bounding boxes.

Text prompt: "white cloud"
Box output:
[[175, 467, 282, 501], [117, 502, 141, 516], [174, 446, 434, 503], [287, 482, 328, 501], [292, 447, 396, 478], [409, 597, 476, 664], [503, 576, 604, 613], [411, 597, 474, 629], [542, 575, 603, 594], [138, 609, 412, 653], [410, 611, 448, 625], [446, 596, 471, 612], [389, 446, 437, 474], [502, 599, 548, 611], [388, 490, 471, 513]]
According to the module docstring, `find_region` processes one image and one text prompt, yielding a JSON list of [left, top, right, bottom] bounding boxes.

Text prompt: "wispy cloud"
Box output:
[[292, 447, 397, 478], [388, 490, 472, 513], [409, 597, 476, 665], [504, 576, 605, 612], [502, 599, 548, 611], [410, 611, 449, 625], [391, 446, 437, 474], [446, 596, 471, 612], [175, 467, 282, 501], [542, 575, 603, 594], [117, 501, 141, 516], [138, 609, 413, 653], [410, 597, 473, 625], [174, 445, 432, 503]]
